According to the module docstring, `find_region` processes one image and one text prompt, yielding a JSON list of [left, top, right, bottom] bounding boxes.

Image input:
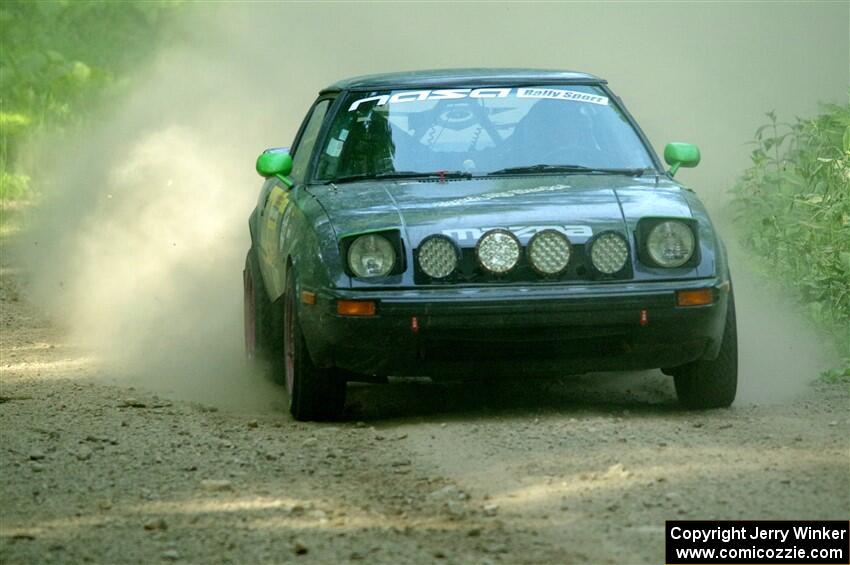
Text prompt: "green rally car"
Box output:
[[243, 69, 737, 421]]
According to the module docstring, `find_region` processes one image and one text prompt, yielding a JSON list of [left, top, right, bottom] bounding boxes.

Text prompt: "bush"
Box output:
[[0, 1, 182, 201], [729, 104, 850, 366]]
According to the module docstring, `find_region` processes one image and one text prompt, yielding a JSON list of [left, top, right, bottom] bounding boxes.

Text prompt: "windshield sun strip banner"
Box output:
[[347, 88, 609, 111]]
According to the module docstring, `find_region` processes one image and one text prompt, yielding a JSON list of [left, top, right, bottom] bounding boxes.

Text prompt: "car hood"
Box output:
[[308, 174, 693, 247]]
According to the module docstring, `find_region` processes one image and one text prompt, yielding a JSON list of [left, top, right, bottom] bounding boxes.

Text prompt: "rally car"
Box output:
[[243, 69, 737, 421]]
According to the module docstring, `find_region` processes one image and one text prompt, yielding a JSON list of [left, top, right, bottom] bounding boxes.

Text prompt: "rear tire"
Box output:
[[674, 292, 738, 409], [283, 269, 346, 421]]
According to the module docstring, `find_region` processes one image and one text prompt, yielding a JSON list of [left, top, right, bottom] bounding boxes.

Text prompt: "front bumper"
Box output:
[[299, 278, 730, 378]]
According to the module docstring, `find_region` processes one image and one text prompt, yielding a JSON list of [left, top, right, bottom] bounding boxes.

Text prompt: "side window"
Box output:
[[290, 99, 331, 182]]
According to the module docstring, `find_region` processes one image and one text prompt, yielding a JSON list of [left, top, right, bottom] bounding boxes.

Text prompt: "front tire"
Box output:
[[244, 249, 275, 361], [283, 269, 346, 421], [673, 291, 738, 409]]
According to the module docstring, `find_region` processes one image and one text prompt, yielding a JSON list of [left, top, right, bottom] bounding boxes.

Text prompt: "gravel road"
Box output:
[[1, 252, 848, 564]]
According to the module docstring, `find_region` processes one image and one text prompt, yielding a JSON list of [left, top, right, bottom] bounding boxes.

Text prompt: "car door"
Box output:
[[257, 97, 333, 299]]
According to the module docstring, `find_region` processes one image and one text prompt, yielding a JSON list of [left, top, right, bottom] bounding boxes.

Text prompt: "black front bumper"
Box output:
[[299, 278, 730, 378]]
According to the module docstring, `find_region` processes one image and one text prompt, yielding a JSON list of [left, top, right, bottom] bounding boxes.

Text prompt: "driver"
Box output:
[[507, 99, 596, 165]]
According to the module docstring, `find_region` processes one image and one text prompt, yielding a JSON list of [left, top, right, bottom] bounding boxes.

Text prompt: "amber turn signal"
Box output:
[[301, 291, 317, 305], [337, 300, 376, 316], [676, 288, 714, 307]]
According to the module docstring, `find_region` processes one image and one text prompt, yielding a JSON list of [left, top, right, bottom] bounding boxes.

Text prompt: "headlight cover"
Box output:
[[347, 234, 396, 278], [589, 232, 629, 275], [418, 235, 459, 279], [528, 229, 571, 275], [476, 229, 521, 274], [645, 220, 695, 268]]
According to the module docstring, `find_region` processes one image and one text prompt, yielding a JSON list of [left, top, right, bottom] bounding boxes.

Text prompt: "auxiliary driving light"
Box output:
[[476, 229, 521, 274], [528, 229, 571, 275], [589, 232, 629, 274], [418, 235, 459, 279]]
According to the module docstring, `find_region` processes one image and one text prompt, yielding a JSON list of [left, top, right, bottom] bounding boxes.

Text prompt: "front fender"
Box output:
[[276, 186, 349, 302], [682, 191, 729, 280]]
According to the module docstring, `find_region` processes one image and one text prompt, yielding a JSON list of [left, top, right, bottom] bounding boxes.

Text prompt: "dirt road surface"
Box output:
[[1, 251, 848, 564]]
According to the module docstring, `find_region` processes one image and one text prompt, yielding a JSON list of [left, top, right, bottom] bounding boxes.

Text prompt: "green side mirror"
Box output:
[[256, 150, 293, 187], [663, 142, 701, 177]]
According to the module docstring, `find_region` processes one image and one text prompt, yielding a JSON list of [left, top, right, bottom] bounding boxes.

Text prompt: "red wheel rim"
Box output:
[[284, 289, 295, 399], [243, 270, 256, 358]]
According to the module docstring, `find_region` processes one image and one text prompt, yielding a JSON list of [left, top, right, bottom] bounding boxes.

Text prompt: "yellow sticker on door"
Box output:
[[265, 187, 289, 231]]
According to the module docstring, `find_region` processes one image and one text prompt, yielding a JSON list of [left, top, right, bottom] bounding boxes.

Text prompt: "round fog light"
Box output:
[[476, 229, 521, 274], [589, 232, 629, 275], [528, 229, 571, 275], [418, 235, 459, 279]]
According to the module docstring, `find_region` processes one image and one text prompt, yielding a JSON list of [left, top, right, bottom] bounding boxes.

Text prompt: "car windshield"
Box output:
[[314, 84, 656, 183]]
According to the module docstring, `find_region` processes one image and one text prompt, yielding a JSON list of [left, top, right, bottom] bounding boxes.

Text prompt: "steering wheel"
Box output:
[[434, 103, 478, 131]]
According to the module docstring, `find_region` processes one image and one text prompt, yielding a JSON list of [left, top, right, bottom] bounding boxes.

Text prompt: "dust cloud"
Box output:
[[722, 227, 841, 403], [15, 2, 848, 409]]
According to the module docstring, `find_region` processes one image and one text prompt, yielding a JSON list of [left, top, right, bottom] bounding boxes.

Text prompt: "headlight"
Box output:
[[646, 220, 695, 268], [418, 235, 459, 279], [347, 234, 395, 277], [589, 232, 629, 274], [476, 229, 521, 274], [528, 229, 571, 275]]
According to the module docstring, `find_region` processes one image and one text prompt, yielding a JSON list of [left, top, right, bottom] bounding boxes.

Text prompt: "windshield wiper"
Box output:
[[327, 170, 473, 185], [487, 164, 653, 177]]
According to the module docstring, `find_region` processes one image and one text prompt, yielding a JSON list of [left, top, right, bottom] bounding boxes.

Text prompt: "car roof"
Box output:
[[320, 68, 606, 94]]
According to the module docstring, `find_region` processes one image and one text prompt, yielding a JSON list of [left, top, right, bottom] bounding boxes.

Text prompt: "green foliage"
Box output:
[[0, 171, 30, 200], [820, 365, 850, 383], [0, 0, 182, 201], [729, 104, 850, 368]]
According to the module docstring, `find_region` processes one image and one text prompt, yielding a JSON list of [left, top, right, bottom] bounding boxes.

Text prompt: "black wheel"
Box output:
[[244, 249, 276, 361], [674, 291, 738, 409], [283, 269, 346, 421]]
